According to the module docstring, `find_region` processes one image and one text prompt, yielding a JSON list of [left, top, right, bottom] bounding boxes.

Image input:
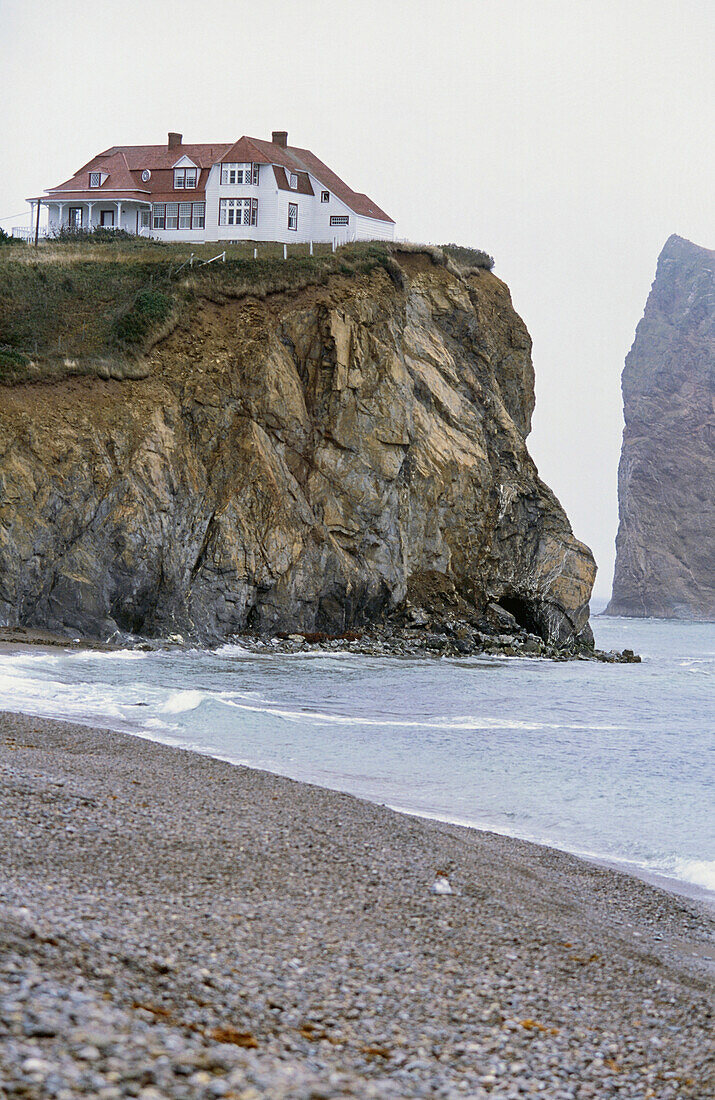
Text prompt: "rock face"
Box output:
[[606, 235, 715, 620], [0, 250, 595, 644]]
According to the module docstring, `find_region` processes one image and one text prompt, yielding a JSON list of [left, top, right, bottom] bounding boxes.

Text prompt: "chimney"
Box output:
[[168, 132, 182, 149], [272, 130, 288, 147]]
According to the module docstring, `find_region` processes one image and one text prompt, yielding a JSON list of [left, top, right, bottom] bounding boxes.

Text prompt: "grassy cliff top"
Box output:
[[0, 237, 493, 385]]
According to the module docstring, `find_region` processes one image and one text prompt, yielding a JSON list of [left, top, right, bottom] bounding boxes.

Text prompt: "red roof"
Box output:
[[29, 191, 151, 203], [36, 135, 394, 222], [273, 166, 315, 196], [229, 136, 394, 222]]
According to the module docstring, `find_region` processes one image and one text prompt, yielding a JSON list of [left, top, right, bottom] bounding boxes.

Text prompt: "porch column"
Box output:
[[58, 202, 65, 228], [116, 201, 122, 230], [87, 202, 94, 230]]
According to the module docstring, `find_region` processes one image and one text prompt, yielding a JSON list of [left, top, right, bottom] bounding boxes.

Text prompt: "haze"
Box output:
[[2, 0, 713, 597]]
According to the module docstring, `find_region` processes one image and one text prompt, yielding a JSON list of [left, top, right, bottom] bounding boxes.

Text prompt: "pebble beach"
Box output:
[[1, 710, 713, 1099]]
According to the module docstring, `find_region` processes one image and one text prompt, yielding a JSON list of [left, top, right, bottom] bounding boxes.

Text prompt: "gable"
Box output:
[[171, 154, 198, 169]]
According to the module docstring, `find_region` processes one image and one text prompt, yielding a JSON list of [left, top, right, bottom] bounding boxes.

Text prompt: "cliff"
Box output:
[[0, 247, 596, 646], [606, 235, 715, 620]]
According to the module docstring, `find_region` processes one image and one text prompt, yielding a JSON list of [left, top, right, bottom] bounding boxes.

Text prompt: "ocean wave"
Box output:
[[70, 648, 152, 661], [159, 689, 207, 714], [212, 697, 627, 732], [669, 858, 715, 892]]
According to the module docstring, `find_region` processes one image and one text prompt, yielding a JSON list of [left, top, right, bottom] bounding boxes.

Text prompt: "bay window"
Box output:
[[152, 201, 205, 230], [219, 198, 258, 226]]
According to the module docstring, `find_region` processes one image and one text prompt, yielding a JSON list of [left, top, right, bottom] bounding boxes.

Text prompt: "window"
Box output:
[[289, 172, 298, 189], [68, 207, 82, 227], [191, 202, 205, 229], [321, 190, 330, 203], [219, 198, 258, 226], [220, 162, 258, 185], [89, 172, 101, 188], [153, 201, 205, 229], [174, 167, 197, 189], [140, 211, 150, 228], [287, 203, 298, 230], [330, 215, 349, 226], [100, 210, 114, 227]]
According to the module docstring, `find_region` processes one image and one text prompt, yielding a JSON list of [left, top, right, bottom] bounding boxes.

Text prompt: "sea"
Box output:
[[1, 606, 713, 901]]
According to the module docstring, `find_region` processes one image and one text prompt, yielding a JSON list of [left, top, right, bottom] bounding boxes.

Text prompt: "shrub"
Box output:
[[51, 225, 135, 244], [89, 227, 135, 243], [0, 347, 30, 382], [442, 243, 495, 271], [111, 288, 174, 350], [0, 228, 20, 247]]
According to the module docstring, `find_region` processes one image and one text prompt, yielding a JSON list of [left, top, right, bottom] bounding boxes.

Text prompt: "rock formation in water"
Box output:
[[0, 249, 595, 645], [606, 235, 714, 620]]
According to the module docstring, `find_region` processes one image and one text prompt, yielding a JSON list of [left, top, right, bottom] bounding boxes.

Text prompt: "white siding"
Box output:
[[354, 214, 395, 241], [137, 157, 395, 244]]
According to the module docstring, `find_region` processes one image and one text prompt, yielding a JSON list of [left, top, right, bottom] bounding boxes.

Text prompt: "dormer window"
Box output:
[[321, 190, 330, 203], [89, 172, 101, 188], [221, 162, 258, 185], [174, 167, 197, 189], [290, 172, 298, 189]]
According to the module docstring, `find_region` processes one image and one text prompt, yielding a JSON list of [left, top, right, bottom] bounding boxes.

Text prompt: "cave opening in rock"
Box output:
[[499, 595, 545, 639], [110, 597, 152, 637]]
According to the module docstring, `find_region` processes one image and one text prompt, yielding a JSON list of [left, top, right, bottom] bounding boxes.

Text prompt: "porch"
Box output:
[[25, 197, 152, 238]]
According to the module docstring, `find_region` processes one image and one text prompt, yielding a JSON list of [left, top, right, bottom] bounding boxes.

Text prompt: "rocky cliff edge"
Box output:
[[0, 248, 596, 647]]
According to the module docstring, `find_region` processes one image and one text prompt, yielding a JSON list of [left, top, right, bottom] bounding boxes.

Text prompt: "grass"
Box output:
[[0, 236, 493, 384], [111, 288, 174, 350]]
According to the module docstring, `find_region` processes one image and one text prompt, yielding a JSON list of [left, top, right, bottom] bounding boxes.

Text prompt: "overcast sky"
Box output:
[[2, 0, 713, 596]]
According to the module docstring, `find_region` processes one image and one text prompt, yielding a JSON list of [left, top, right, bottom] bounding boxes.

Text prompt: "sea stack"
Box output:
[[606, 235, 714, 619]]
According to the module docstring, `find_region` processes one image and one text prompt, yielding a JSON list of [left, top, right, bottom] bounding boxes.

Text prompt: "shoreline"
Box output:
[[0, 674, 711, 908], [0, 621, 641, 663], [1, 709, 713, 1098], [383, 803, 715, 912]]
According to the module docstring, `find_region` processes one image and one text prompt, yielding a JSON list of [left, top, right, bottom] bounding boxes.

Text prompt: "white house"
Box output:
[[25, 131, 395, 245]]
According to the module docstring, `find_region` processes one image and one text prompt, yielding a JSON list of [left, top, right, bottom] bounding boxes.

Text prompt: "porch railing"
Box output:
[[12, 223, 127, 241]]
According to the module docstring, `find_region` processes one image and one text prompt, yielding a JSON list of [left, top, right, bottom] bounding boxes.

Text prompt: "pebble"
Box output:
[[0, 709, 709, 1099]]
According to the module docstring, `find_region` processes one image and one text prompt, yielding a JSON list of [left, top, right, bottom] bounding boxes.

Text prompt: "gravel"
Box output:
[[0, 710, 712, 1098]]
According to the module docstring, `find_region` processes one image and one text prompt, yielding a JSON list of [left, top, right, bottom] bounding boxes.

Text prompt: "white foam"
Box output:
[[70, 648, 151, 661], [212, 696, 626, 732], [213, 643, 261, 657], [670, 858, 715, 892], [159, 690, 206, 715]]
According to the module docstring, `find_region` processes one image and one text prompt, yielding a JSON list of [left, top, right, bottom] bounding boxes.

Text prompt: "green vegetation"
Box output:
[[0, 347, 30, 382], [0, 228, 21, 247], [442, 243, 495, 271], [0, 236, 494, 385], [111, 288, 174, 350]]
